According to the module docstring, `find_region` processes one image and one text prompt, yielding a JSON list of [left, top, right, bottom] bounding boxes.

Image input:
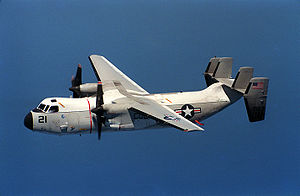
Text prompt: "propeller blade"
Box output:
[[73, 64, 82, 87], [97, 116, 102, 140], [96, 81, 104, 106], [71, 75, 75, 87], [91, 81, 105, 139], [91, 110, 104, 135], [91, 82, 104, 114], [70, 64, 82, 98]]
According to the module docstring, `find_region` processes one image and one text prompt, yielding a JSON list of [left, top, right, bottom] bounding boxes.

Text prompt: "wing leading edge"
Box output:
[[113, 81, 204, 132], [90, 55, 203, 132], [131, 98, 204, 132], [89, 55, 149, 94]]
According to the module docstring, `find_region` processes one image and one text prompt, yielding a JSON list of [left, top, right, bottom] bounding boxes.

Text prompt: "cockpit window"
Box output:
[[38, 104, 46, 110], [48, 106, 59, 113], [44, 105, 50, 112]]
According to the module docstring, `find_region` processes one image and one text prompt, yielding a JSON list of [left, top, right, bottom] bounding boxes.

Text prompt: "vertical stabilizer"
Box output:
[[232, 67, 254, 93], [212, 57, 232, 78], [244, 77, 269, 122], [204, 57, 232, 86], [205, 57, 220, 74]]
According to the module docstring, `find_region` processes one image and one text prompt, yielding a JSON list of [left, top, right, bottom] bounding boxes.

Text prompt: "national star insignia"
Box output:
[[182, 105, 193, 117]]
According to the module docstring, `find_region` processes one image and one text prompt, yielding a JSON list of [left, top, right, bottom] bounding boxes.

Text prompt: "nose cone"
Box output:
[[24, 112, 33, 130]]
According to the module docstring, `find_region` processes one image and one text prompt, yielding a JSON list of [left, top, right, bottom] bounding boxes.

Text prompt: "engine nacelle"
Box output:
[[79, 83, 98, 93], [70, 83, 98, 97], [109, 123, 134, 130], [105, 104, 135, 130]]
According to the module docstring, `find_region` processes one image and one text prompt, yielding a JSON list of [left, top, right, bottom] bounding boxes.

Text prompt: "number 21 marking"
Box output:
[[38, 116, 47, 123]]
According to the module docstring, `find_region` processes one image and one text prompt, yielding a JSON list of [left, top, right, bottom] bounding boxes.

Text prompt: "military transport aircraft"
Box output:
[[24, 55, 269, 140]]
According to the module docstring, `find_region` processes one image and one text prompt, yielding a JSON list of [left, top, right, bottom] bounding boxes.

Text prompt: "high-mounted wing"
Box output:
[[131, 97, 204, 132], [89, 55, 149, 94], [113, 81, 203, 132]]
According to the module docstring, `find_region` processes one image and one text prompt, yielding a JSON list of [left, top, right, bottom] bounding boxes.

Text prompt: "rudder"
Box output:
[[243, 77, 269, 122], [232, 67, 254, 93], [204, 57, 232, 86]]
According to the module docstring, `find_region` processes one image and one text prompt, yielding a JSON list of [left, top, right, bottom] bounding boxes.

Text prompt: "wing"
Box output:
[[113, 81, 203, 132], [89, 55, 149, 94], [131, 97, 204, 132]]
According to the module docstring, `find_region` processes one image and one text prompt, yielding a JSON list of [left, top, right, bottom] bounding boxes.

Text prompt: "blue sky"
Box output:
[[0, 0, 300, 195]]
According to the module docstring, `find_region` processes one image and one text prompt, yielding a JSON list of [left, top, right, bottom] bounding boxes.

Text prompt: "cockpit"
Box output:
[[32, 99, 60, 113]]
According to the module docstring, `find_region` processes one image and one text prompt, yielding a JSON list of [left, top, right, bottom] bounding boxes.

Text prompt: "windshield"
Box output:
[[34, 103, 59, 113], [44, 105, 50, 112], [38, 104, 46, 110], [34, 104, 51, 113], [48, 106, 59, 113]]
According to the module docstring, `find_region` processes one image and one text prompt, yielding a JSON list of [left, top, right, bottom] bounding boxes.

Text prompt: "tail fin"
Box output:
[[203, 57, 269, 122], [243, 77, 269, 122], [204, 57, 233, 86], [231, 67, 254, 93], [212, 57, 232, 78]]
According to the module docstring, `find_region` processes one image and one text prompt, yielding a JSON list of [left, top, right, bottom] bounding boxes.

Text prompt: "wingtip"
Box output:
[[184, 127, 204, 132], [195, 127, 205, 132], [194, 125, 205, 131], [89, 54, 105, 59]]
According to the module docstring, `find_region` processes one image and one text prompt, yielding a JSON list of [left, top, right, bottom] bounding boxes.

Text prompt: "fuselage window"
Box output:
[[44, 105, 50, 112], [48, 106, 59, 113], [38, 104, 46, 110]]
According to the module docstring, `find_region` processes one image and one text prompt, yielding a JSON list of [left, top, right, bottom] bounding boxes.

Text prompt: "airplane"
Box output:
[[24, 55, 269, 140]]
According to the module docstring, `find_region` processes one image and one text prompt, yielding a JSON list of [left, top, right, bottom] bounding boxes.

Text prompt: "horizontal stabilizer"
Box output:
[[232, 67, 254, 93], [244, 77, 269, 122]]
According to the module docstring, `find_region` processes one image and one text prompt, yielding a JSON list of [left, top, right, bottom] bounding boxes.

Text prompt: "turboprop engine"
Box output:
[[69, 83, 97, 97], [69, 64, 98, 97]]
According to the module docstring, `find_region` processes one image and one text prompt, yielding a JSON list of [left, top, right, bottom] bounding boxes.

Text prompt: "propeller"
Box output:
[[69, 64, 82, 98], [91, 81, 106, 140]]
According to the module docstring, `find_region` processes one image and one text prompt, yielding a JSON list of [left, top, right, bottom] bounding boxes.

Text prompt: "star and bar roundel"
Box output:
[[175, 104, 201, 119]]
